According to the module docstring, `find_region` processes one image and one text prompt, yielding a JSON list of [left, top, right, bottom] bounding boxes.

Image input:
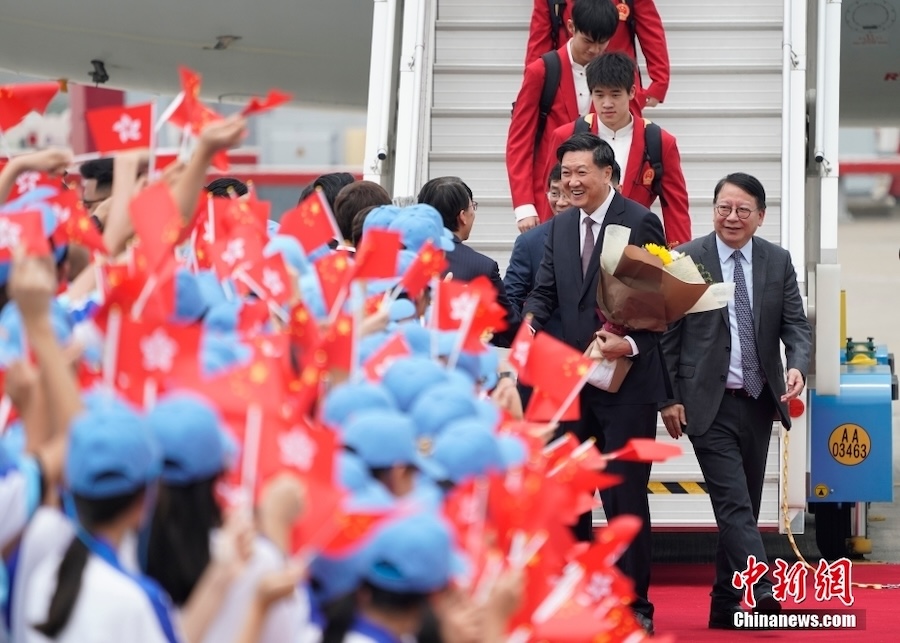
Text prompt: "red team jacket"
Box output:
[[506, 43, 591, 222], [525, 0, 671, 105], [546, 112, 692, 246]]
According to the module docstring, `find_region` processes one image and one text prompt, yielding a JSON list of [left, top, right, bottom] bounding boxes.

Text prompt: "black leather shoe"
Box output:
[[633, 612, 654, 636], [709, 604, 742, 630], [753, 591, 782, 614]]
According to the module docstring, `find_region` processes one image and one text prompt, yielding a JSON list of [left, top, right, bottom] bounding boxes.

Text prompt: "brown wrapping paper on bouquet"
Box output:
[[584, 224, 734, 392]]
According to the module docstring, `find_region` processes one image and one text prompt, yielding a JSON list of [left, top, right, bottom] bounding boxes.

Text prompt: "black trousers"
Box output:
[[561, 388, 658, 619], [689, 391, 777, 609]]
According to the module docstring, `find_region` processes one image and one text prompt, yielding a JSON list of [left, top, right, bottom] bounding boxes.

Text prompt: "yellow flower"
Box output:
[[643, 243, 673, 265]]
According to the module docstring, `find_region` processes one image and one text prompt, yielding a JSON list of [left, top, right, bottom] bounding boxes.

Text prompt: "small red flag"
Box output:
[[398, 241, 447, 299], [507, 321, 534, 382], [318, 313, 355, 372], [363, 332, 412, 382], [524, 388, 580, 422], [0, 82, 60, 131], [129, 182, 182, 271], [286, 301, 321, 353], [85, 103, 153, 153], [279, 191, 340, 253], [0, 211, 49, 260], [313, 251, 354, 315], [524, 332, 595, 402], [353, 228, 401, 280], [4, 170, 64, 203], [241, 89, 292, 116], [241, 253, 294, 309], [608, 438, 682, 463]]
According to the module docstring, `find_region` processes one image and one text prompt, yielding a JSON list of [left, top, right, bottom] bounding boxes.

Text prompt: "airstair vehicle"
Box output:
[[363, 0, 900, 538]]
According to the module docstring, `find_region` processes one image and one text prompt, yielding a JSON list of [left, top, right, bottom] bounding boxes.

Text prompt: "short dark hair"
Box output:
[[351, 205, 378, 247], [205, 177, 248, 197], [611, 161, 622, 186], [556, 132, 616, 171], [571, 0, 620, 44], [547, 163, 562, 187], [333, 181, 392, 242], [298, 172, 356, 209], [714, 173, 767, 210], [79, 158, 114, 189], [417, 177, 470, 232], [585, 52, 636, 92]]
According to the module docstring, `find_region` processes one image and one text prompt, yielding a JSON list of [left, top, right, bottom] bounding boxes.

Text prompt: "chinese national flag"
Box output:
[[166, 67, 222, 135], [278, 191, 340, 253], [85, 103, 153, 153], [49, 189, 107, 255], [523, 332, 595, 402], [461, 276, 506, 353], [129, 182, 182, 271], [524, 387, 580, 422], [318, 509, 394, 557], [241, 89, 292, 116], [318, 313, 355, 372], [286, 301, 321, 353], [313, 251, 354, 314], [353, 228, 401, 280], [0, 82, 60, 131], [0, 211, 50, 260], [363, 332, 411, 382], [398, 241, 447, 299]]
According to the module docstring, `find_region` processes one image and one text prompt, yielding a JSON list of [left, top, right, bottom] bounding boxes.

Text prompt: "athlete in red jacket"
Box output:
[[507, 0, 619, 232], [526, 0, 670, 110], [545, 53, 691, 246]]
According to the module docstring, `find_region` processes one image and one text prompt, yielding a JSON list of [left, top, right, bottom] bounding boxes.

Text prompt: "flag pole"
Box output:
[[547, 367, 596, 428]]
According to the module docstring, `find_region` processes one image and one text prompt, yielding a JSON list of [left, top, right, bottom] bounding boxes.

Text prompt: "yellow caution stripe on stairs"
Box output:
[[647, 481, 709, 494]]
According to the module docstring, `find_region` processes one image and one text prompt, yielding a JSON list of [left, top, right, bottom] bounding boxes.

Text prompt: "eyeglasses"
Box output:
[[470, 201, 478, 211], [714, 204, 757, 219]]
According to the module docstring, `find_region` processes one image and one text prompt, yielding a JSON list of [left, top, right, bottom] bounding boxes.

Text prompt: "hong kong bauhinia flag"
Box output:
[[86, 103, 154, 154]]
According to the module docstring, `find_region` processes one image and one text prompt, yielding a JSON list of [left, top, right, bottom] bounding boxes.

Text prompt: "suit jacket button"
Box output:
[[725, 346, 731, 352], [720, 375, 726, 382]]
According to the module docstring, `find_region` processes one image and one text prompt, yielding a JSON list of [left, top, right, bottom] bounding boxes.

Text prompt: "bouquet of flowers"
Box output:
[[586, 224, 734, 391]]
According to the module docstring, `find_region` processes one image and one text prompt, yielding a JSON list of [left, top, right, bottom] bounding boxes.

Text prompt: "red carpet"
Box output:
[[652, 563, 899, 641]]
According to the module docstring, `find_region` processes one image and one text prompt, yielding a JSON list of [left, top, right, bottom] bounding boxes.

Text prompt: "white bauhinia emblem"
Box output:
[[262, 268, 284, 297], [449, 292, 478, 322], [278, 428, 316, 471], [0, 219, 22, 249], [582, 572, 613, 604], [140, 328, 178, 373], [511, 339, 530, 368], [112, 114, 142, 144], [51, 203, 71, 225], [15, 171, 40, 195], [222, 238, 245, 266]]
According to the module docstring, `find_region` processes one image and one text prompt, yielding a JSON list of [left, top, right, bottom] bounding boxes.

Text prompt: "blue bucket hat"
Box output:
[[170, 269, 208, 325], [361, 511, 456, 594], [201, 332, 252, 376], [322, 381, 397, 430], [66, 404, 162, 499], [408, 382, 480, 441], [194, 270, 228, 310], [298, 274, 328, 321], [337, 451, 374, 492], [362, 205, 403, 235], [429, 418, 526, 485], [342, 409, 446, 482], [147, 391, 232, 485], [203, 300, 242, 334], [388, 210, 454, 254], [381, 356, 449, 411]]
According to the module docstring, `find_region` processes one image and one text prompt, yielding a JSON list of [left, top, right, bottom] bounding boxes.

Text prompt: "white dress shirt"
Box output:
[[567, 41, 591, 116], [581, 187, 637, 356], [598, 114, 635, 186], [716, 235, 754, 389]]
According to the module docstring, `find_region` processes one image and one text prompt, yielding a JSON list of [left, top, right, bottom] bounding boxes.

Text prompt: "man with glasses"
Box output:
[[659, 173, 811, 629]]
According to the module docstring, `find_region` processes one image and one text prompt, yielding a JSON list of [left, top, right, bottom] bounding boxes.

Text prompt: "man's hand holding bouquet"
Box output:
[[586, 224, 734, 391]]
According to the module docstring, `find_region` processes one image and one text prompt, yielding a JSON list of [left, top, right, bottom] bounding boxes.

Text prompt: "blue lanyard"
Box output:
[[350, 615, 405, 643], [63, 495, 180, 643]]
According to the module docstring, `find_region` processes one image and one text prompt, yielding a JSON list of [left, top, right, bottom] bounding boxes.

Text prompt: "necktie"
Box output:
[[732, 250, 764, 398], [581, 217, 595, 276]]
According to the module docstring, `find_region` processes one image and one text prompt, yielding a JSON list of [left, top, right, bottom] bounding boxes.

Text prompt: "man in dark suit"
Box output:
[[659, 173, 811, 629], [417, 177, 518, 346], [523, 132, 667, 633], [507, 0, 618, 229]]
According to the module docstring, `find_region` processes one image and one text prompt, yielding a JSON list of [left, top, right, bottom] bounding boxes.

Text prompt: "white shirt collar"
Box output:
[[566, 39, 584, 71], [716, 235, 753, 265], [598, 113, 634, 139], [581, 185, 616, 225]]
